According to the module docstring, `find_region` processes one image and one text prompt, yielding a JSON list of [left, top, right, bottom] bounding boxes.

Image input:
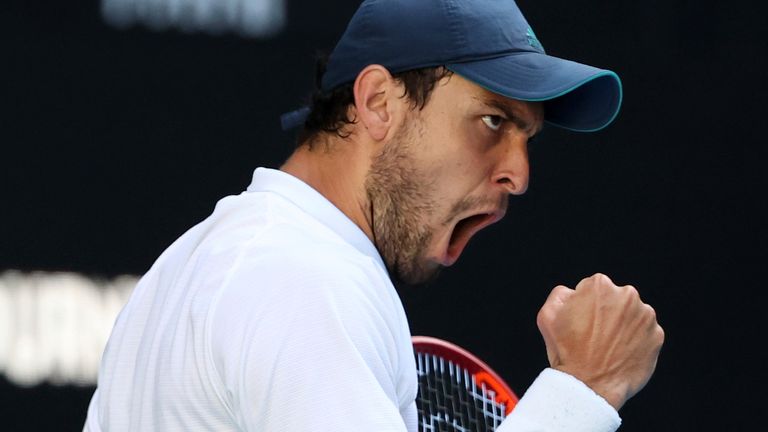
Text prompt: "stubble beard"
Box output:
[[364, 119, 441, 286]]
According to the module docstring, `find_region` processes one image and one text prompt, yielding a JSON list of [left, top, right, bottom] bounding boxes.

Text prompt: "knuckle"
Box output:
[[591, 273, 616, 291], [548, 285, 574, 303], [578, 274, 604, 291], [624, 285, 640, 301], [643, 303, 657, 319], [536, 303, 550, 320], [536, 308, 552, 328]]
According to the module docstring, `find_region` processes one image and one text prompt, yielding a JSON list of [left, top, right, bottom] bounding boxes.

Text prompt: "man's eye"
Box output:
[[481, 115, 504, 131]]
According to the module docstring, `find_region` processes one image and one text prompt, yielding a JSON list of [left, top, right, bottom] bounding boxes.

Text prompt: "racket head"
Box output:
[[412, 336, 518, 431]]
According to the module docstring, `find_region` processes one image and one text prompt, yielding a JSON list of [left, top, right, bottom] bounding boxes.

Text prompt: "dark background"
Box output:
[[2, 0, 766, 430]]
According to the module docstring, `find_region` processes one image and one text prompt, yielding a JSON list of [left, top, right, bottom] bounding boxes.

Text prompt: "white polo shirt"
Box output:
[[84, 168, 620, 432]]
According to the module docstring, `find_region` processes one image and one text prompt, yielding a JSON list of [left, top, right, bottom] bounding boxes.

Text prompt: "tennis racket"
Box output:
[[412, 336, 518, 432]]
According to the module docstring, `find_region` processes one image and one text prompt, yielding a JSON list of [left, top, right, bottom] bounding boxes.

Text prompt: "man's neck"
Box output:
[[280, 138, 375, 241]]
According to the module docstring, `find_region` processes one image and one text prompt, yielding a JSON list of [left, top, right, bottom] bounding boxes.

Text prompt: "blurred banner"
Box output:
[[0, 271, 136, 387], [102, 0, 286, 37]]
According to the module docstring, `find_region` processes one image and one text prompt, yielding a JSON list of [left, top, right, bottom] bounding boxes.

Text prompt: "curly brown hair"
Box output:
[[297, 53, 453, 145]]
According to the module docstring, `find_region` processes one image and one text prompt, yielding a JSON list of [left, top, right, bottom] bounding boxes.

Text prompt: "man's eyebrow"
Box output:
[[474, 96, 541, 136]]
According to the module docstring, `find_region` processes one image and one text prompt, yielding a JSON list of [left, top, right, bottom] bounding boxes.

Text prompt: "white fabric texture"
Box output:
[[499, 368, 621, 432], [84, 167, 621, 431]]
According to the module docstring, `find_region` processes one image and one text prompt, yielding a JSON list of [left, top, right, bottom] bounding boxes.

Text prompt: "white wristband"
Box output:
[[498, 368, 621, 432]]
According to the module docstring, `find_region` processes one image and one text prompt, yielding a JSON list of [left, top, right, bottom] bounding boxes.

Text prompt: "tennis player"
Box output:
[[84, 0, 663, 431]]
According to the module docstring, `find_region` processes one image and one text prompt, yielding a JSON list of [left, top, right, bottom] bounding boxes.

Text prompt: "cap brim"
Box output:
[[447, 52, 622, 132]]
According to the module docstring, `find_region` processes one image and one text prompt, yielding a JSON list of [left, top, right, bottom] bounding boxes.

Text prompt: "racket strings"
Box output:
[[415, 352, 507, 432]]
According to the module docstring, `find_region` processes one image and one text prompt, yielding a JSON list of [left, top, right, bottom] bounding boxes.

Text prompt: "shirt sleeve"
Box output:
[[208, 256, 412, 431], [497, 368, 621, 432]]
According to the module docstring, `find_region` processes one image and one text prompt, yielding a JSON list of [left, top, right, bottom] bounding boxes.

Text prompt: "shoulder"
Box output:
[[207, 218, 405, 357], [213, 235, 394, 333], [207, 231, 409, 393], [210, 189, 391, 301]]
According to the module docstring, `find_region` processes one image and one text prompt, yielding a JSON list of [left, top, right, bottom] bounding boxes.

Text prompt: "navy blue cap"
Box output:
[[281, 0, 622, 133]]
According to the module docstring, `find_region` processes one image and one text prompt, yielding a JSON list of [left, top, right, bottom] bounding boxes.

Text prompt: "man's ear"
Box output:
[[352, 65, 398, 141]]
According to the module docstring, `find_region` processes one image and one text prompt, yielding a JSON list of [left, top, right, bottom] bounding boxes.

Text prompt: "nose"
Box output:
[[492, 137, 530, 195]]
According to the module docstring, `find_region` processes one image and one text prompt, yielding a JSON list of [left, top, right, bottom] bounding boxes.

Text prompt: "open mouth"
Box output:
[[445, 212, 498, 265]]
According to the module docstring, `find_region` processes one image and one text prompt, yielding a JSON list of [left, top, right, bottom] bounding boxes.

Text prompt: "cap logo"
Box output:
[[526, 27, 543, 51]]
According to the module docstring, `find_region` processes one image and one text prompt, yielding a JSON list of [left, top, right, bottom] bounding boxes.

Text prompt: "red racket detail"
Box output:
[[412, 336, 518, 432]]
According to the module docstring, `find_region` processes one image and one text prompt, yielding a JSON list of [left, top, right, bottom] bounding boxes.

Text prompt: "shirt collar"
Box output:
[[246, 167, 387, 271]]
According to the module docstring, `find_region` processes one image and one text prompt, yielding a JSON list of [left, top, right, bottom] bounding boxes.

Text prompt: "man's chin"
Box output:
[[391, 260, 443, 287]]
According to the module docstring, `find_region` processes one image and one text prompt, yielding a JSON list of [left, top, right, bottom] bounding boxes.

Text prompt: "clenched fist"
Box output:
[[536, 273, 664, 410]]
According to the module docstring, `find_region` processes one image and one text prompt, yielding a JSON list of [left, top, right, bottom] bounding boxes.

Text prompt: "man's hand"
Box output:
[[536, 273, 664, 410]]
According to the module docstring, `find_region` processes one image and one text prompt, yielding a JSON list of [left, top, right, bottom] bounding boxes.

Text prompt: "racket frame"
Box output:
[[412, 335, 518, 415]]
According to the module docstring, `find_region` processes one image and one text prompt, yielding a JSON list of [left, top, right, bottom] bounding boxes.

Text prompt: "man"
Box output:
[[85, 0, 663, 431]]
